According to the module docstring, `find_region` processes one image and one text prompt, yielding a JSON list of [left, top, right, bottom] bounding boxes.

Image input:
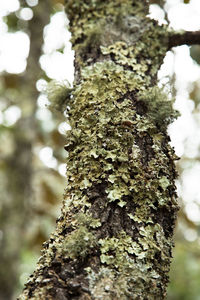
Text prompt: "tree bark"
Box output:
[[19, 1, 179, 299], [168, 30, 200, 49]]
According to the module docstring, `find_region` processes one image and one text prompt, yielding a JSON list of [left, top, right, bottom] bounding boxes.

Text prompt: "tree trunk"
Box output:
[[19, 1, 179, 299]]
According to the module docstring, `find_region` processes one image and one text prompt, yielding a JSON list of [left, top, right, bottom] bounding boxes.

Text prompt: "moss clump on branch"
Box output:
[[63, 226, 97, 259], [61, 213, 101, 259]]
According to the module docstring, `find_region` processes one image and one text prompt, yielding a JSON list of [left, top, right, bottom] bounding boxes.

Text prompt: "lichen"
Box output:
[[65, 0, 148, 43], [138, 86, 179, 130], [64, 60, 178, 212], [45, 79, 73, 112], [84, 226, 173, 298], [18, 1, 179, 298]]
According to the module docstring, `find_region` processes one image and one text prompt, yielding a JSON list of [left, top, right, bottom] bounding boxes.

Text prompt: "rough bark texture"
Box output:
[[19, 1, 179, 299]]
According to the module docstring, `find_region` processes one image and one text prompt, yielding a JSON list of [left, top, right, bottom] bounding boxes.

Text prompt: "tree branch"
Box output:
[[168, 31, 200, 49]]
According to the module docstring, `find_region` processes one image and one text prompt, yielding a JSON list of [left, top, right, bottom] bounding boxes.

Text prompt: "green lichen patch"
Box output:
[[99, 19, 169, 76], [60, 51, 178, 297], [73, 212, 102, 229], [86, 227, 171, 298], [65, 0, 153, 71], [138, 86, 179, 130], [62, 58, 178, 217], [99, 231, 143, 268], [66, 0, 148, 43]]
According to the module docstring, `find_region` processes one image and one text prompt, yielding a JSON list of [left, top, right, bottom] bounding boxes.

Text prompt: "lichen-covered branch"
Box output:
[[19, 1, 179, 299]]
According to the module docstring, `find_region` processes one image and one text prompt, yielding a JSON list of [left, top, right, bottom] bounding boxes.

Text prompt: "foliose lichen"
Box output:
[[18, 1, 179, 298]]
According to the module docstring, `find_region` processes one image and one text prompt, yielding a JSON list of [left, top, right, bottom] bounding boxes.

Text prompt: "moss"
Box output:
[[62, 226, 97, 259], [61, 213, 101, 259]]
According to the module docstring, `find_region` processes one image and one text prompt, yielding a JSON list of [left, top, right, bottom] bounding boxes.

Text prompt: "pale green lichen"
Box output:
[[98, 225, 171, 269], [138, 86, 179, 130], [64, 59, 178, 213], [159, 176, 170, 190], [74, 212, 102, 229], [99, 231, 143, 267], [66, 0, 148, 44], [65, 0, 151, 70], [19, 1, 178, 298], [86, 228, 170, 298], [61, 47, 177, 295], [45, 79, 72, 112]]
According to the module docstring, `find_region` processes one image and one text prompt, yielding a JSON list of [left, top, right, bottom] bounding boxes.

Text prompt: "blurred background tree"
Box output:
[[0, 0, 200, 299], [0, 0, 70, 298]]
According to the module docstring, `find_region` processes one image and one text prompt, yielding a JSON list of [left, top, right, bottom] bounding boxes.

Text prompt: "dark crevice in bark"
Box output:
[[27, 253, 96, 299], [135, 133, 155, 165], [151, 205, 177, 239], [87, 184, 142, 243]]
